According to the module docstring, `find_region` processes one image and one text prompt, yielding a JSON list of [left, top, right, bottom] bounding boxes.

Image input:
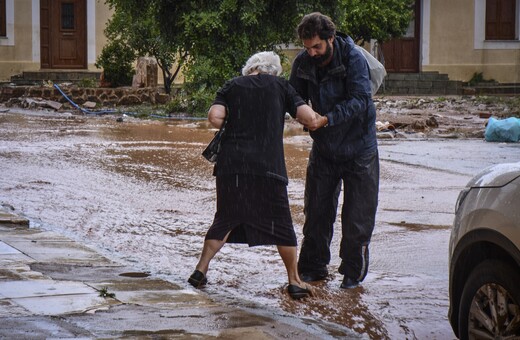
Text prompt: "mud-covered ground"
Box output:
[[374, 95, 519, 138], [0, 95, 519, 339]]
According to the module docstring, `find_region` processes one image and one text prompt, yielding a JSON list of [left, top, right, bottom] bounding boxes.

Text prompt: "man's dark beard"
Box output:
[[311, 41, 332, 66]]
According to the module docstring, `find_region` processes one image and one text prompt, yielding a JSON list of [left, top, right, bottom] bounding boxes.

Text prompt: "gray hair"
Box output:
[[241, 51, 282, 76]]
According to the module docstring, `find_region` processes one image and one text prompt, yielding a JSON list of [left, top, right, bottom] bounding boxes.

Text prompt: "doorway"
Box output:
[[382, 0, 420, 73], [40, 0, 87, 69]]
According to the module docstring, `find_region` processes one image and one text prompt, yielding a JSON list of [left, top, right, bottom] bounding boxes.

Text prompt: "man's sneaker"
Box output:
[[338, 261, 346, 275], [300, 270, 328, 282], [340, 276, 359, 289]]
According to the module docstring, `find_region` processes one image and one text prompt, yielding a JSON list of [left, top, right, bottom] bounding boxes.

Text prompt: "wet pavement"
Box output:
[[0, 208, 357, 339], [1, 107, 519, 339]]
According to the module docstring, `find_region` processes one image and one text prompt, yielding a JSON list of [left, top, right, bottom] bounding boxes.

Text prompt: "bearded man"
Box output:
[[289, 12, 380, 289]]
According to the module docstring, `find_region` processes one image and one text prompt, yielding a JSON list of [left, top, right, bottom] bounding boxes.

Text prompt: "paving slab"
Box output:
[[0, 280, 113, 315], [0, 262, 45, 281], [0, 241, 20, 255], [0, 211, 29, 225], [11, 294, 109, 316], [0, 280, 96, 299], [6, 239, 113, 264], [0, 299, 33, 317], [88, 278, 215, 308]]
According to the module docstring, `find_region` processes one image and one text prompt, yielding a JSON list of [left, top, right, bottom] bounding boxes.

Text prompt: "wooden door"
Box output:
[[382, 0, 420, 73], [40, 0, 87, 69]]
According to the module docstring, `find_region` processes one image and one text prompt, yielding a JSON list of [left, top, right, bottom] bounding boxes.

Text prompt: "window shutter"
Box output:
[[486, 0, 516, 40], [0, 0, 6, 37]]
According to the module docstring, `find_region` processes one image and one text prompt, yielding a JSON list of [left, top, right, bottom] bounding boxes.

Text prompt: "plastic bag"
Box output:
[[355, 45, 387, 96], [485, 117, 520, 142]]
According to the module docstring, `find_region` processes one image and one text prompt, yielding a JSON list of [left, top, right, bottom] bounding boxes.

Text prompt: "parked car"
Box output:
[[449, 162, 520, 339]]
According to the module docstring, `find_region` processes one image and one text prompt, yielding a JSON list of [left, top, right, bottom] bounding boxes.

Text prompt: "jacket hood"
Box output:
[[335, 32, 356, 53]]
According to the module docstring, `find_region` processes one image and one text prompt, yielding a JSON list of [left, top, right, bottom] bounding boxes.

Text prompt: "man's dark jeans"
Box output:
[[298, 148, 379, 282]]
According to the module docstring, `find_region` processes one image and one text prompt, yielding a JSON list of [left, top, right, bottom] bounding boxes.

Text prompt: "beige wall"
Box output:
[[0, 0, 38, 81], [92, 0, 112, 71], [2, 0, 519, 85], [0, 0, 112, 81], [425, 0, 520, 83]]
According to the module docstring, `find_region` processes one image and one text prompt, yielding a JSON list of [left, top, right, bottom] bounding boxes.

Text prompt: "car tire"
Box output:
[[458, 259, 520, 340]]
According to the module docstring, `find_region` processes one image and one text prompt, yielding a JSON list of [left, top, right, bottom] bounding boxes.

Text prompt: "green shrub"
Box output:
[[95, 39, 135, 87], [468, 72, 496, 86], [77, 77, 98, 88], [166, 88, 214, 117]]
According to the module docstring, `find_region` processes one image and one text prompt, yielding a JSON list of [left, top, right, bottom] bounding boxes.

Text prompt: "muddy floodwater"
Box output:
[[1, 109, 518, 339]]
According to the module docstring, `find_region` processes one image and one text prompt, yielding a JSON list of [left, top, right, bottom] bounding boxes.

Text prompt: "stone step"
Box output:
[[380, 72, 519, 95], [10, 71, 102, 85], [385, 72, 450, 81], [468, 83, 520, 95], [379, 72, 463, 95]]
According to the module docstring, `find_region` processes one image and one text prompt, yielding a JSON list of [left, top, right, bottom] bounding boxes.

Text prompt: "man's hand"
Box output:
[[296, 105, 328, 131], [305, 113, 328, 131]]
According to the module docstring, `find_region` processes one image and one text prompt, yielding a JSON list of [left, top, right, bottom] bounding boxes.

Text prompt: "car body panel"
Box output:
[[466, 162, 520, 188], [448, 162, 520, 337]]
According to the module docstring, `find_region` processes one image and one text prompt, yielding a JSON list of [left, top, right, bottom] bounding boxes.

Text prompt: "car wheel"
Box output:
[[458, 259, 520, 340]]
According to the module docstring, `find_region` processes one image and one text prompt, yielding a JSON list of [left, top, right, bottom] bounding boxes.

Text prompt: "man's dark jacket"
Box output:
[[289, 33, 377, 161]]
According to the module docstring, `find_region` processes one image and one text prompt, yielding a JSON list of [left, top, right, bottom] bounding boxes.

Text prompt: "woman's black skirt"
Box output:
[[205, 174, 297, 247]]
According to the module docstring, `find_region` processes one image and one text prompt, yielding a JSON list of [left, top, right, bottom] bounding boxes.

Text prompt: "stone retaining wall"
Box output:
[[0, 85, 172, 108]]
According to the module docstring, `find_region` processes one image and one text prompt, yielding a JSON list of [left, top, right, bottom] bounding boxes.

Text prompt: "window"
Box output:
[[0, 0, 6, 37], [486, 0, 517, 40], [61, 3, 75, 30]]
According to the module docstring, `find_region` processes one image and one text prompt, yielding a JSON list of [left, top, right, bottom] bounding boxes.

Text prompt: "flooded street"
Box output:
[[1, 109, 518, 339]]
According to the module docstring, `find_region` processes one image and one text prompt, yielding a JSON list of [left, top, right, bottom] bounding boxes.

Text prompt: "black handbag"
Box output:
[[202, 109, 228, 163]]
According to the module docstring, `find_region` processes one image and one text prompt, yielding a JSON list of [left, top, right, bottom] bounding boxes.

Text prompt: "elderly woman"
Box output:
[[188, 51, 317, 299]]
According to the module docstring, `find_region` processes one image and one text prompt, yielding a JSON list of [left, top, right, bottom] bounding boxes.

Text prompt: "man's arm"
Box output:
[[207, 104, 226, 128]]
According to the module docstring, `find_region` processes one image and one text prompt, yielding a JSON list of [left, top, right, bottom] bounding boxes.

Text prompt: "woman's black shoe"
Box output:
[[287, 284, 311, 299], [188, 270, 207, 288]]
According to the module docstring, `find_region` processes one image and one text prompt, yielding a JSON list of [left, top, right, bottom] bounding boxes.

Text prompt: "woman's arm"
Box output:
[[296, 104, 326, 131], [207, 104, 227, 129]]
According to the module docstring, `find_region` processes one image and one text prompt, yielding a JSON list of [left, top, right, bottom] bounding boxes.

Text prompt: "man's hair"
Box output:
[[241, 51, 282, 76], [297, 12, 336, 40]]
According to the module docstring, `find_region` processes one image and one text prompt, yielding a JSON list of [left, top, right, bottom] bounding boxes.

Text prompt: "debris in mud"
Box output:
[[14, 98, 63, 111], [373, 96, 518, 139], [2, 93, 518, 140]]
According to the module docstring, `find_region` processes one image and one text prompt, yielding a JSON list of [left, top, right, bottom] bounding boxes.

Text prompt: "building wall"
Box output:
[[424, 0, 520, 83], [2, 0, 519, 85], [0, 0, 111, 82], [0, 0, 38, 80], [93, 0, 112, 70]]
